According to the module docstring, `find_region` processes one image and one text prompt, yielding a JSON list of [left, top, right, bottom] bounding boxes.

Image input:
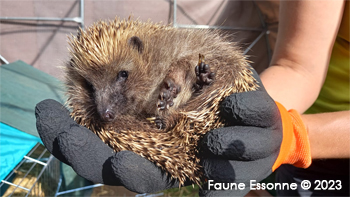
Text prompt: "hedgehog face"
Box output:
[[66, 34, 152, 127], [66, 19, 178, 128], [67, 63, 131, 126], [91, 70, 129, 122]]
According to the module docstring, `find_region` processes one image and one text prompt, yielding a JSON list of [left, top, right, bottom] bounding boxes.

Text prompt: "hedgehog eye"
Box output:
[[118, 71, 128, 80], [86, 80, 94, 91]]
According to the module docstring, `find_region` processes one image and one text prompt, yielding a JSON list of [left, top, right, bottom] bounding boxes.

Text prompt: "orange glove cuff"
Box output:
[[272, 102, 312, 172]]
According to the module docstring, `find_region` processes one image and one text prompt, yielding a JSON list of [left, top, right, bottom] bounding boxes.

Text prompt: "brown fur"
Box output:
[[65, 17, 258, 186]]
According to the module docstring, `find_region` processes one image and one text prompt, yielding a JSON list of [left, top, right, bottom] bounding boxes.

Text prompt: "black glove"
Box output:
[[35, 99, 180, 194], [199, 69, 311, 196]]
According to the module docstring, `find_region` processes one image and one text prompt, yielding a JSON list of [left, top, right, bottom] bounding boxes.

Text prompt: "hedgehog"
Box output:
[[65, 17, 258, 186]]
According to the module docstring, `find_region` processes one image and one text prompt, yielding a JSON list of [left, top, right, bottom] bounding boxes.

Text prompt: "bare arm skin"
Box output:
[[260, 1, 349, 159], [302, 111, 350, 159]]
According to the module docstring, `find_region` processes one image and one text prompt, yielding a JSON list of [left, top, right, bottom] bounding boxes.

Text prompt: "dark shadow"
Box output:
[[102, 156, 122, 186]]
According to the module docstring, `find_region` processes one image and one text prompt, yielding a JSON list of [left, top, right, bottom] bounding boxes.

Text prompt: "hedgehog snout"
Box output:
[[101, 109, 115, 122]]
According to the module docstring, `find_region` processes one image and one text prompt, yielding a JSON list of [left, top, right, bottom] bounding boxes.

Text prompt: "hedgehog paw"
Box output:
[[157, 78, 181, 111], [146, 116, 165, 129], [194, 54, 215, 90], [154, 116, 165, 129]]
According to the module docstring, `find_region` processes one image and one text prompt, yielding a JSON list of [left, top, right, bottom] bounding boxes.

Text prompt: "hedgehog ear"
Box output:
[[128, 36, 144, 54]]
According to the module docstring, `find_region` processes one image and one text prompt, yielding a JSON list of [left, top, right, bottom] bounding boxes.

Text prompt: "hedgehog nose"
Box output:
[[103, 109, 115, 122]]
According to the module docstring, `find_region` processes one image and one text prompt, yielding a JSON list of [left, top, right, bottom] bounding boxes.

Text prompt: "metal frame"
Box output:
[[55, 183, 103, 196], [173, 0, 271, 59], [0, 55, 9, 64], [0, 0, 84, 29], [0, 142, 103, 197], [0, 143, 60, 197], [0, 0, 85, 65]]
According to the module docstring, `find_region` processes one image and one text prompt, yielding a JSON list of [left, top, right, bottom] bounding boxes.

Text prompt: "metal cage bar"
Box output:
[[0, 143, 60, 197], [172, 0, 271, 61], [0, 0, 84, 29]]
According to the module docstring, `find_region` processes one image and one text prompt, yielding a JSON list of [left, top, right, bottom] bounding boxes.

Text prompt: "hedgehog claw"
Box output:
[[146, 117, 156, 121], [147, 116, 165, 129], [194, 54, 215, 90], [155, 118, 164, 129], [157, 78, 180, 111]]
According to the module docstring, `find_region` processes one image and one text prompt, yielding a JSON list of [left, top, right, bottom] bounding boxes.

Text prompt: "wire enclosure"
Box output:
[[0, 143, 60, 197]]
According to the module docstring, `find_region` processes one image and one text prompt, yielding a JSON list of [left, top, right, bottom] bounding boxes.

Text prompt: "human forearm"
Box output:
[[260, 65, 320, 113], [260, 0, 344, 113], [302, 111, 350, 159]]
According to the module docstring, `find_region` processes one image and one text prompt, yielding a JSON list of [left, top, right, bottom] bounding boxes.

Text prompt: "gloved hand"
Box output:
[[35, 99, 181, 194], [199, 69, 312, 196]]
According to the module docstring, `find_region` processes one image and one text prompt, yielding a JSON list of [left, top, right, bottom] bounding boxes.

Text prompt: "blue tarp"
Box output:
[[0, 122, 42, 181]]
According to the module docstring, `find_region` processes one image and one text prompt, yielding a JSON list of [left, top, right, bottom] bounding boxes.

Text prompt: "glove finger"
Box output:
[[57, 125, 122, 186], [200, 156, 274, 196], [201, 126, 281, 161], [36, 99, 120, 185], [112, 151, 182, 193], [201, 156, 273, 184], [35, 99, 76, 164], [220, 90, 280, 128], [36, 100, 184, 191]]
